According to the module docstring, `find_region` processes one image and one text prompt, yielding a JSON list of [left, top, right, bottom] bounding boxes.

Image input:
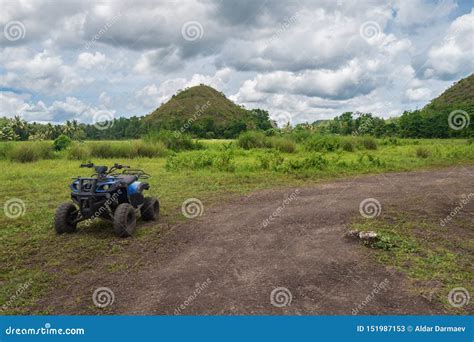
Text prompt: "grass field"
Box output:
[[0, 137, 473, 313]]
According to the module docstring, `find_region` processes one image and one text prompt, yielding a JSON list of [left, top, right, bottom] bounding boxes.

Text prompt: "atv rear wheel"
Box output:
[[141, 197, 160, 221], [54, 202, 78, 234], [114, 203, 136, 237]]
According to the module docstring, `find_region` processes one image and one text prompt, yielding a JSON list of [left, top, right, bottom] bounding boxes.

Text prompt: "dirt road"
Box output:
[[44, 166, 474, 314]]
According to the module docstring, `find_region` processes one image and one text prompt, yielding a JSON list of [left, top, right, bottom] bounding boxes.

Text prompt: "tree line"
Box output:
[[1, 105, 472, 141]]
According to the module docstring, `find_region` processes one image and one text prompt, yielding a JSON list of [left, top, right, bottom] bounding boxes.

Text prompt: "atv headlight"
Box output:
[[102, 184, 109, 190]]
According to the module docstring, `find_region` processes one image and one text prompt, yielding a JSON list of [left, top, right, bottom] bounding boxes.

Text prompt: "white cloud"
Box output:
[[426, 10, 474, 80], [77, 52, 107, 69]]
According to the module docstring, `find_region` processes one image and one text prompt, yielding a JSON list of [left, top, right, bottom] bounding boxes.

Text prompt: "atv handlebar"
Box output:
[[80, 162, 94, 168]]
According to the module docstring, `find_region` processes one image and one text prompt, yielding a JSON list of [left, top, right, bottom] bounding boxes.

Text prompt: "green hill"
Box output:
[[415, 73, 473, 137], [424, 73, 474, 111], [143, 84, 272, 138]]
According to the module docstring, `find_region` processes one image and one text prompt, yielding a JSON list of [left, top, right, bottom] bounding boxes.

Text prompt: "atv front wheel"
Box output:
[[114, 203, 136, 237], [54, 202, 78, 234], [141, 197, 160, 221]]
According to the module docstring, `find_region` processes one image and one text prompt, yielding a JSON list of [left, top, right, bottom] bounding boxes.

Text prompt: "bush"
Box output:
[[256, 151, 284, 171], [304, 135, 341, 152], [415, 147, 431, 159], [53, 134, 72, 151], [237, 131, 268, 149], [67, 143, 90, 160], [144, 130, 201, 151], [341, 139, 355, 152], [8, 142, 52, 163], [359, 137, 378, 150]]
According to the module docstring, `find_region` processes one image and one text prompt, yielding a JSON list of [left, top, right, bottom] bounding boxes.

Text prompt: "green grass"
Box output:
[[350, 211, 473, 314], [0, 138, 473, 313]]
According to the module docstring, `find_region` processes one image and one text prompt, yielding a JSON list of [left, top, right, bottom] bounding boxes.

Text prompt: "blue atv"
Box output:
[[54, 163, 159, 237]]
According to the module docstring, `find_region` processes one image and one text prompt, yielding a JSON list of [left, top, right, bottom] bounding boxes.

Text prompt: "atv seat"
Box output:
[[116, 175, 137, 185]]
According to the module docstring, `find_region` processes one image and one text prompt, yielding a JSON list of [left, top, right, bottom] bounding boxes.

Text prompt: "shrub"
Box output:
[[304, 135, 341, 152], [359, 137, 378, 150], [256, 151, 284, 171], [8, 142, 52, 163], [144, 130, 201, 151], [53, 134, 72, 151], [67, 143, 90, 160], [237, 131, 268, 149], [341, 139, 355, 152], [303, 153, 329, 169], [415, 147, 431, 159]]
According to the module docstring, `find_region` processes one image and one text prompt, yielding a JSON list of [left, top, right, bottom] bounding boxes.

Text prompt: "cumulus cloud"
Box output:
[[0, 0, 472, 124], [425, 10, 474, 80], [77, 52, 107, 69]]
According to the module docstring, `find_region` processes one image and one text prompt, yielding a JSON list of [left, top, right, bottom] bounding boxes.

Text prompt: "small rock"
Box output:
[[345, 230, 360, 238], [358, 231, 378, 242]]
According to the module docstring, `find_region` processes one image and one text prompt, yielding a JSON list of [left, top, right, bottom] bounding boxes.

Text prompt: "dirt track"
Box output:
[[44, 166, 474, 314]]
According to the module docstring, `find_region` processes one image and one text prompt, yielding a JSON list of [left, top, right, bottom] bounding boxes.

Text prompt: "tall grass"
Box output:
[[7, 142, 53, 163], [237, 131, 296, 153]]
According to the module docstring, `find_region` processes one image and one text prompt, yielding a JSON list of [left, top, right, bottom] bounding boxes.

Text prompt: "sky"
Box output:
[[0, 0, 473, 127]]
